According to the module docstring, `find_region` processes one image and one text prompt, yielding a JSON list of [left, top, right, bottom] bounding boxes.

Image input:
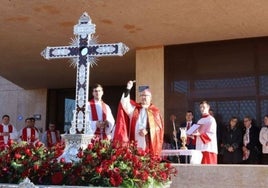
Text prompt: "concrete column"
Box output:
[[136, 46, 164, 119]]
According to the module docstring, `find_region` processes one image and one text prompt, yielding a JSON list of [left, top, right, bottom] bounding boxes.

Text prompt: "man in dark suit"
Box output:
[[173, 110, 196, 163], [180, 110, 196, 149]]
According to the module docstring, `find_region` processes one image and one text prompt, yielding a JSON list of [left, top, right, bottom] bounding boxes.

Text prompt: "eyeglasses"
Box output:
[[140, 94, 151, 97]]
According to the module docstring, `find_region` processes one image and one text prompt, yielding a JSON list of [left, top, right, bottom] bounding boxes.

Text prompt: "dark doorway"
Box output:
[[46, 85, 135, 133]]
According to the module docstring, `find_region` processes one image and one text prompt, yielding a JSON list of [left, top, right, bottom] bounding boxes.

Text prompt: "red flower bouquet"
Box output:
[[0, 138, 177, 187]]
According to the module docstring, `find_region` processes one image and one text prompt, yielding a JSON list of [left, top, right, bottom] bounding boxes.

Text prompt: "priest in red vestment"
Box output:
[[0, 114, 18, 149], [113, 80, 164, 156], [42, 123, 61, 148], [88, 84, 115, 139], [19, 117, 40, 145]]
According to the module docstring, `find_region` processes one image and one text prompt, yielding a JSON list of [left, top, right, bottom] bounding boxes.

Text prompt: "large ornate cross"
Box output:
[[41, 12, 129, 135]]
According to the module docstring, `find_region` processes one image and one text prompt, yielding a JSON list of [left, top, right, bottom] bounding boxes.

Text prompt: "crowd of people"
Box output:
[[0, 80, 164, 158], [170, 107, 267, 165], [1, 80, 267, 166], [170, 101, 218, 164], [0, 115, 62, 149]]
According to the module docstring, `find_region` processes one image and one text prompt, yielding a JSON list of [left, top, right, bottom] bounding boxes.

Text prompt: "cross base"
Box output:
[[59, 134, 94, 162]]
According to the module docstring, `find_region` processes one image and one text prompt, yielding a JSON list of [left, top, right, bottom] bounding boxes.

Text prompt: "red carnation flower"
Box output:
[[133, 169, 140, 177], [86, 155, 93, 162], [22, 169, 30, 178], [34, 164, 39, 171], [77, 150, 83, 158], [137, 148, 146, 156], [14, 153, 21, 159], [7, 139, 14, 146], [95, 166, 103, 174], [141, 171, 149, 181], [165, 162, 171, 168], [113, 167, 120, 174], [25, 148, 32, 156], [110, 173, 123, 187], [60, 158, 65, 163], [87, 143, 93, 150], [35, 141, 43, 148], [111, 155, 116, 161], [51, 172, 64, 185], [160, 172, 168, 181]]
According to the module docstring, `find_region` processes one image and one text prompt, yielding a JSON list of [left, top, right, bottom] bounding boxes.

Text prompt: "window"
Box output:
[[165, 38, 268, 127]]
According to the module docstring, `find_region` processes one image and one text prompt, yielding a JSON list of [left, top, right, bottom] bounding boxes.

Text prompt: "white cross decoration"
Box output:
[[41, 12, 129, 134]]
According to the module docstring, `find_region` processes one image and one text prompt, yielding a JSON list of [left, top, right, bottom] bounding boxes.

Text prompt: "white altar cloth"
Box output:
[[161, 149, 203, 164]]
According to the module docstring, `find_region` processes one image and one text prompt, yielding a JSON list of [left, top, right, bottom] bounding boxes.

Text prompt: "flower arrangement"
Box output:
[[0, 138, 177, 187], [0, 140, 66, 184]]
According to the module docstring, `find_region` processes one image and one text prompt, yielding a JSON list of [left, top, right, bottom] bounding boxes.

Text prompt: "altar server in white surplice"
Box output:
[[192, 101, 218, 164], [88, 84, 115, 140]]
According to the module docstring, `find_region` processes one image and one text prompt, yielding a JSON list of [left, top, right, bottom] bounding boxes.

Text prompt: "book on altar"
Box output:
[[186, 124, 201, 135]]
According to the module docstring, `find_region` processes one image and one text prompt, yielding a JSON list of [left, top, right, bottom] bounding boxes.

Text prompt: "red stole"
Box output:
[[0, 124, 13, 145], [90, 99, 107, 138], [47, 130, 61, 147], [131, 104, 164, 156], [21, 127, 36, 143]]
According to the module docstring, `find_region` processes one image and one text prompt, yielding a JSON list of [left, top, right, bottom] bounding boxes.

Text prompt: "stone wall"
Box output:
[[2, 164, 268, 188], [170, 164, 268, 188], [0, 76, 47, 132]]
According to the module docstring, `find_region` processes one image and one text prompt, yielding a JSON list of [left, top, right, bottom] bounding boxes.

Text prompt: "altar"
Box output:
[[161, 149, 203, 164]]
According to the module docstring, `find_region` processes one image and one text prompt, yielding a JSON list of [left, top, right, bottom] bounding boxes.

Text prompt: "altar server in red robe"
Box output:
[[191, 101, 218, 164], [19, 117, 40, 145], [0, 114, 18, 149], [42, 123, 61, 148], [113, 80, 164, 156], [88, 84, 115, 139]]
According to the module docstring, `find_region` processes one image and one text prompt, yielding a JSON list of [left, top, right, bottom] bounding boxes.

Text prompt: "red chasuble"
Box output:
[[114, 100, 164, 156]]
